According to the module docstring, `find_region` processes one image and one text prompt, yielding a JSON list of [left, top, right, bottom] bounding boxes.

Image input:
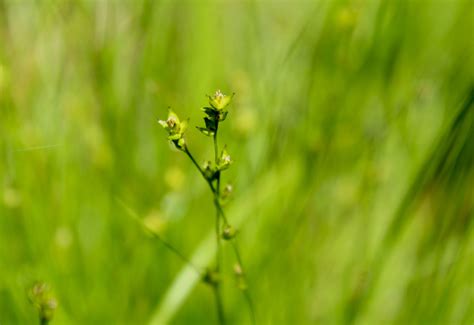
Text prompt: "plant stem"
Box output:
[[183, 127, 254, 325], [215, 175, 222, 275], [213, 126, 222, 273], [213, 124, 219, 163], [213, 197, 229, 226], [117, 198, 202, 276], [231, 240, 256, 325], [213, 284, 225, 325], [184, 146, 204, 177], [184, 146, 215, 193], [212, 182, 254, 324], [183, 135, 226, 324], [212, 124, 226, 325]]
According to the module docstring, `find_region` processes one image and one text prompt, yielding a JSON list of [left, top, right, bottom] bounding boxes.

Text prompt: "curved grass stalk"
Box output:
[[117, 198, 203, 276]]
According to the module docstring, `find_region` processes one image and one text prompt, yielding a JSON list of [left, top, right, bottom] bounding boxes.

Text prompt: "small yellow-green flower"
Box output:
[[208, 90, 233, 111], [217, 146, 232, 170], [158, 109, 187, 149]]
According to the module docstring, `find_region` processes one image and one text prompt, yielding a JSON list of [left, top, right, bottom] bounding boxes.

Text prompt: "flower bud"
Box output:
[[233, 264, 248, 290], [202, 269, 220, 285], [203, 161, 217, 180], [233, 263, 243, 275], [222, 225, 237, 240], [217, 147, 232, 171], [220, 183, 233, 203]]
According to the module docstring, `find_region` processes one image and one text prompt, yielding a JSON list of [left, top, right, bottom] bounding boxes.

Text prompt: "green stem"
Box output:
[[215, 175, 222, 274], [213, 126, 222, 272], [183, 124, 255, 325], [184, 146, 204, 176], [212, 124, 226, 325], [213, 125, 219, 163], [149, 232, 202, 275], [206, 131, 254, 323], [213, 199, 229, 227], [183, 134, 226, 324], [117, 198, 202, 276], [231, 241, 256, 325], [213, 284, 225, 325], [184, 146, 215, 193]]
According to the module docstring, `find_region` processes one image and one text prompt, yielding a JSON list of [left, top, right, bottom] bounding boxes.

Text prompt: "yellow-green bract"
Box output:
[[208, 90, 233, 111]]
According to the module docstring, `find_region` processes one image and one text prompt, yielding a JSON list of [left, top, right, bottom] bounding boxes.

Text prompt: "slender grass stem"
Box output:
[[213, 285, 226, 325], [117, 197, 203, 276], [213, 126, 222, 273], [149, 233, 203, 276], [213, 126, 219, 163], [212, 124, 226, 325], [183, 139, 226, 324], [202, 134, 254, 323], [184, 146, 204, 176], [182, 119, 254, 325], [213, 199, 229, 227], [230, 240, 256, 325], [214, 174, 223, 274], [184, 146, 217, 194], [213, 198, 226, 325]]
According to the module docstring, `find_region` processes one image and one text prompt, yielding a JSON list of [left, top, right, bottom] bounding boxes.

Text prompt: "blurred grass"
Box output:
[[0, 0, 473, 324]]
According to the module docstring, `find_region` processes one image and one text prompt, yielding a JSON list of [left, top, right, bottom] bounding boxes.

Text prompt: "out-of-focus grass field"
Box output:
[[0, 0, 473, 324]]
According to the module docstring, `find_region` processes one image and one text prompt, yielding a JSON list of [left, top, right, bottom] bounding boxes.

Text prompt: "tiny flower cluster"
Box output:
[[28, 282, 57, 323], [158, 90, 234, 181]]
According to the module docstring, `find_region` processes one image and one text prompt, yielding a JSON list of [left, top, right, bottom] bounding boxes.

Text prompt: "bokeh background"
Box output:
[[0, 0, 473, 324]]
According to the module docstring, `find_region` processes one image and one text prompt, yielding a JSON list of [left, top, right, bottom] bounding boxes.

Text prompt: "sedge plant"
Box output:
[[158, 90, 255, 324]]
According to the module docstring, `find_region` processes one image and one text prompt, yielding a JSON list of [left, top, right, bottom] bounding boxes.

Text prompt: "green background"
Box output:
[[0, 0, 473, 324]]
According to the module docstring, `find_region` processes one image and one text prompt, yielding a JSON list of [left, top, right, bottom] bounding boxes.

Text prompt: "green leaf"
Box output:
[[196, 127, 214, 136], [168, 133, 181, 141], [204, 117, 217, 131], [218, 110, 228, 122]]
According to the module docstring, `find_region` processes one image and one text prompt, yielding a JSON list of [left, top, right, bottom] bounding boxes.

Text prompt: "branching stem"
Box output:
[[184, 140, 226, 324], [212, 123, 226, 325], [160, 92, 254, 324], [182, 120, 253, 325], [230, 240, 256, 325]]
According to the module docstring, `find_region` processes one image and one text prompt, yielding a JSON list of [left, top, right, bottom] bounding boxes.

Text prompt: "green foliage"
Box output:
[[0, 0, 473, 324]]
